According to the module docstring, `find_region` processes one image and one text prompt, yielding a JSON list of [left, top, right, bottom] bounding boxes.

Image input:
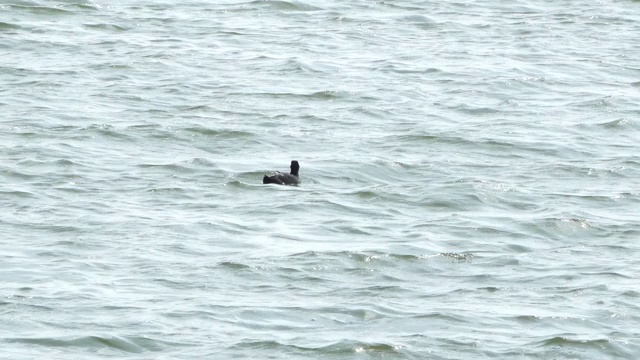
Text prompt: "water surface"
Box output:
[[1, 0, 639, 359]]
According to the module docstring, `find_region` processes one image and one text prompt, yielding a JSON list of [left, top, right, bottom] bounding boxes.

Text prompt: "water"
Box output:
[[1, 0, 639, 358]]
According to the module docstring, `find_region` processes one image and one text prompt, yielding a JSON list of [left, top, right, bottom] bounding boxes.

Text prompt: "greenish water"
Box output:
[[1, 0, 639, 359]]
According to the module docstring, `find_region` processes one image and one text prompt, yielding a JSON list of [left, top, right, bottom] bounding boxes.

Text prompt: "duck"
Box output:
[[263, 160, 300, 185]]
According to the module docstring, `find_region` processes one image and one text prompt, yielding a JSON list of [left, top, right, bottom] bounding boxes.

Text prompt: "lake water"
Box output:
[[1, 1, 639, 359]]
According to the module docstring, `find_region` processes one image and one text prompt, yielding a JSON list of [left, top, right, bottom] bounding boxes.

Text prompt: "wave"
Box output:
[[0, 21, 21, 30], [7, 5, 70, 15], [4, 335, 174, 353], [246, 0, 323, 12], [231, 339, 400, 355]]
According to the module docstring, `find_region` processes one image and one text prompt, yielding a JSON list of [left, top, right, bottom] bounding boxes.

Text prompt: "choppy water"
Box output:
[[2, 0, 640, 359]]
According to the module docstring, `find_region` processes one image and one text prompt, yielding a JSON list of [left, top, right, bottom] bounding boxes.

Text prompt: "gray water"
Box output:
[[1, 0, 639, 359]]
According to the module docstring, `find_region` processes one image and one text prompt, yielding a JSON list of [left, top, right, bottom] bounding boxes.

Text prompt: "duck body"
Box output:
[[263, 160, 300, 185]]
